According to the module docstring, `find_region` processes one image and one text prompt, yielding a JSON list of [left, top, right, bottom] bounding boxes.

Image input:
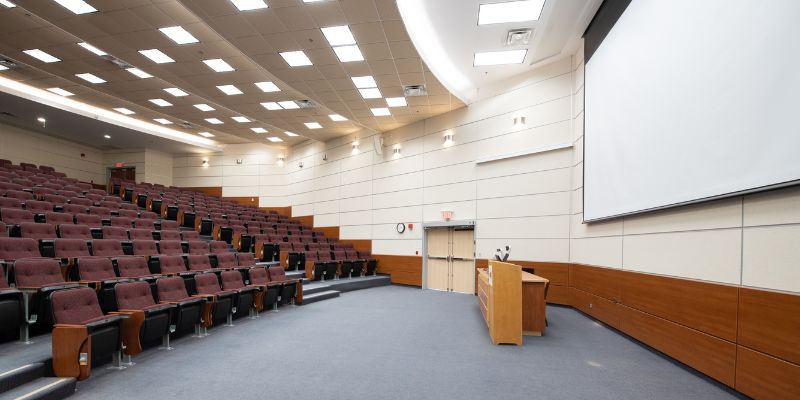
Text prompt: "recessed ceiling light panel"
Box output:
[[473, 49, 527, 66], [232, 116, 251, 123], [359, 88, 382, 99], [277, 101, 299, 109], [0, 1, 16, 8], [23, 49, 60, 63], [261, 102, 282, 110], [205, 118, 224, 124], [47, 87, 74, 97], [77, 42, 107, 56], [164, 87, 189, 97], [333, 45, 364, 62], [154, 118, 172, 125], [251, 127, 267, 133], [113, 107, 135, 115], [159, 26, 199, 45], [386, 97, 407, 107], [230, 0, 268, 11], [267, 136, 283, 142], [284, 131, 299, 137], [321, 25, 356, 46], [279, 51, 312, 67], [149, 98, 173, 107], [329, 114, 347, 121], [203, 58, 235, 72], [139, 49, 175, 64], [478, 0, 545, 25], [53, 0, 97, 15], [371, 107, 390, 116], [304, 122, 322, 129], [75, 73, 105, 84], [198, 132, 215, 137], [126, 68, 152, 79], [351, 75, 376, 88], [216, 84, 243, 95], [254, 81, 280, 92], [194, 104, 215, 112]]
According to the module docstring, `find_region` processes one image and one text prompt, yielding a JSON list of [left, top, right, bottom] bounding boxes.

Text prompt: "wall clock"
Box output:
[[396, 222, 406, 234]]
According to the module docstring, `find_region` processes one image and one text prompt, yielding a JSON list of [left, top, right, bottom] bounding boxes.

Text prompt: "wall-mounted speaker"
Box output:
[[373, 135, 384, 155]]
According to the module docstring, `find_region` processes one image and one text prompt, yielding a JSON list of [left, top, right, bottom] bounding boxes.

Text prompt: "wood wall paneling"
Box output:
[[374, 255, 422, 286], [570, 287, 622, 330], [337, 239, 372, 254], [314, 226, 340, 240], [570, 264, 621, 301], [545, 284, 571, 305], [738, 287, 800, 365], [735, 346, 800, 400], [293, 214, 313, 228], [618, 305, 737, 387], [179, 187, 223, 197], [619, 271, 739, 342], [259, 207, 292, 217], [511, 261, 569, 286], [223, 196, 259, 206]]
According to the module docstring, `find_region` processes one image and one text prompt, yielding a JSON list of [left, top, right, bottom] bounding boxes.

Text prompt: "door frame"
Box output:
[[421, 220, 476, 292]]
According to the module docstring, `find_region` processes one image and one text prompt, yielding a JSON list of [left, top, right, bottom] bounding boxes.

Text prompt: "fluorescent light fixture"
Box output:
[[267, 136, 283, 142], [159, 26, 199, 45], [47, 88, 74, 97], [251, 127, 267, 133], [205, 118, 224, 124], [230, 0, 267, 11], [0, 1, 16, 8], [75, 73, 105, 84], [329, 114, 347, 121], [53, 0, 96, 14], [284, 131, 299, 137], [149, 98, 173, 107], [321, 25, 356, 46], [0, 65, 7, 71], [333, 45, 364, 62], [37, 117, 46, 123], [77, 42, 107, 56], [261, 102, 282, 110], [254, 81, 280, 92], [351, 75, 376, 88], [164, 87, 189, 97], [371, 107, 390, 116], [473, 49, 527, 66], [23, 49, 60, 63], [154, 118, 172, 125], [232, 116, 251, 123], [194, 104, 215, 112], [359, 88, 382, 99], [304, 122, 322, 129], [203, 58, 235, 72], [277, 101, 299, 109], [126, 68, 152, 79], [279, 51, 312, 67], [386, 97, 407, 107], [139, 49, 175, 64], [478, 0, 545, 25], [198, 132, 215, 137], [103, 134, 111, 139], [216, 84, 243, 95], [113, 108, 135, 115]]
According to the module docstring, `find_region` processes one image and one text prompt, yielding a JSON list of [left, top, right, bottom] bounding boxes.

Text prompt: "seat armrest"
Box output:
[[51, 324, 90, 380], [109, 311, 144, 356], [85, 314, 126, 328]]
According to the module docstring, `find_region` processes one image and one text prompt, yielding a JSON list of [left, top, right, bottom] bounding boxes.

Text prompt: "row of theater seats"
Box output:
[[0, 256, 299, 380]]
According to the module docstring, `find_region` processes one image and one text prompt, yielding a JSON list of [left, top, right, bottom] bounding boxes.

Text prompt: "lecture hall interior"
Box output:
[[0, 0, 797, 399]]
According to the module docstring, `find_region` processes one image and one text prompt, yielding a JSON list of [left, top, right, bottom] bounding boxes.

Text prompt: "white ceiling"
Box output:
[[398, 0, 601, 104]]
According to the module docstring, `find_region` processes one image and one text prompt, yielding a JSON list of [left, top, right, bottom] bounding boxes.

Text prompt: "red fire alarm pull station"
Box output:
[[407, 223, 413, 230]]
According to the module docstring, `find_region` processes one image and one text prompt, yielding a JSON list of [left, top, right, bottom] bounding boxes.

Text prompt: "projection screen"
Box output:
[[583, 0, 800, 221]]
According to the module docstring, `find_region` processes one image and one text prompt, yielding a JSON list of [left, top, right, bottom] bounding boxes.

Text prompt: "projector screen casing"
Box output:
[[583, 0, 800, 222]]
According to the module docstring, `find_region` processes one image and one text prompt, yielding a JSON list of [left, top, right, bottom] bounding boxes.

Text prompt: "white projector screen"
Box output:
[[584, 0, 800, 221]]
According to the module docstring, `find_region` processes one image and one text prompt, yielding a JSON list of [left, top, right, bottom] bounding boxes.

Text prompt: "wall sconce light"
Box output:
[[443, 134, 453, 146], [513, 116, 527, 127], [323, 153, 328, 161], [352, 141, 359, 155], [278, 155, 285, 165], [393, 147, 401, 158], [299, 161, 304, 168], [236, 158, 243, 165], [202, 159, 208, 167], [37, 117, 46, 127]]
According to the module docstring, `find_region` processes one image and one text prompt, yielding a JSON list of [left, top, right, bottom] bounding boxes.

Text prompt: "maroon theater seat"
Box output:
[[187, 241, 209, 255], [110, 217, 133, 228], [62, 204, 87, 215], [133, 219, 155, 230], [186, 254, 214, 272], [209, 240, 229, 254], [344, 249, 364, 278], [214, 252, 237, 270], [68, 197, 93, 207], [180, 230, 199, 240], [129, 229, 154, 241], [50, 287, 124, 380], [5, 190, 34, 202], [131, 240, 159, 257], [158, 240, 184, 255], [220, 270, 257, 319], [268, 266, 298, 305], [114, 281, 174, 353], [139, 211, 158, 220], [46, 211, 73, 225], [116, 256, 158, 280], [0, 221, 6, 237], [75, 257, 129, 313], [157, 255, 187, 275], [247, 267, 280, 312], [90, 239, 124, 257], [155, 277, 203, 336], [236, 252, 257, 268], [192, 273, 234, 328], [13, 258, 79, 338], [101, 226, 128, 240], [26, 200, 53, 215], [58, 224, 91, 239], [117, 209, 138, 219], [159, 220, 179, 231], [0, 274, 23, 342], [20, 222, 57, 240], [158, 230, 180, 241], [0, 237, 42, 262], [1, 207, 34, 226], [75, 214, 102, 228], [0, 197, 22, 209]]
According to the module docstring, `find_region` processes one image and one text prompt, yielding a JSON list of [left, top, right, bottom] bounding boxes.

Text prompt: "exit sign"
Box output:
[[115, 162, 124, 168]]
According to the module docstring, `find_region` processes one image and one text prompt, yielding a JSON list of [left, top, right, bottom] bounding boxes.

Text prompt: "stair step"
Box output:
[[300, 290, 340, 305], [303, 284, 332, 295], [0, 363, 47, 394], [0, 377, 76, 400]]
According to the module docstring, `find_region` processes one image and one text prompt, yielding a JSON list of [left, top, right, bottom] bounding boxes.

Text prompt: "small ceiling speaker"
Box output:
[[372, 135, 384, 155]]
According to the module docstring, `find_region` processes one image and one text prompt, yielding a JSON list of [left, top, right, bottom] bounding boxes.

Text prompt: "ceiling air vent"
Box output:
[[296, 99, 318, 109], [403, 85, 427, 97], [101, 55, 132, 69], [506, 28, 533, 46], [0, 58, 18, 69], [0, 111, 20, 119], [179, 121, 195, 129]]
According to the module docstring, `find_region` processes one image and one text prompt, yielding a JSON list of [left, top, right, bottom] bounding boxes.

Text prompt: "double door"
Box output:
[[425, 226, 475, 294]]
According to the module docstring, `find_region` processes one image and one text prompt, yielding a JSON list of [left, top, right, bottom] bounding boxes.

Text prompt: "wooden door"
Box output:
[[110, 167, 135, 181], [450, 228, 475, 293], [426, 228, 450, 291]]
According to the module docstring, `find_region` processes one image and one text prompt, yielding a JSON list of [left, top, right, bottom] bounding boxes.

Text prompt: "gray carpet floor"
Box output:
[[70, 285, 744, 400]]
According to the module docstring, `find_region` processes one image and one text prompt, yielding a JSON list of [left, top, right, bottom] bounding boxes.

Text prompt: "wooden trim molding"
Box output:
[[223, 196, 259, 206], [314, 226, 339, 240], [259, 207, 291, 217], [337, 239, 372, 254], [373, 255, 422, 286], [178, 187, 222, 197]]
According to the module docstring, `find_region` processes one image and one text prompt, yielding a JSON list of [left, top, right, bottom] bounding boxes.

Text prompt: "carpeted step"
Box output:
[[0, 377, 76, 400], [302, 284, 333, 295], [300, 290, 340, 305], [0, 363, 47, 394]]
